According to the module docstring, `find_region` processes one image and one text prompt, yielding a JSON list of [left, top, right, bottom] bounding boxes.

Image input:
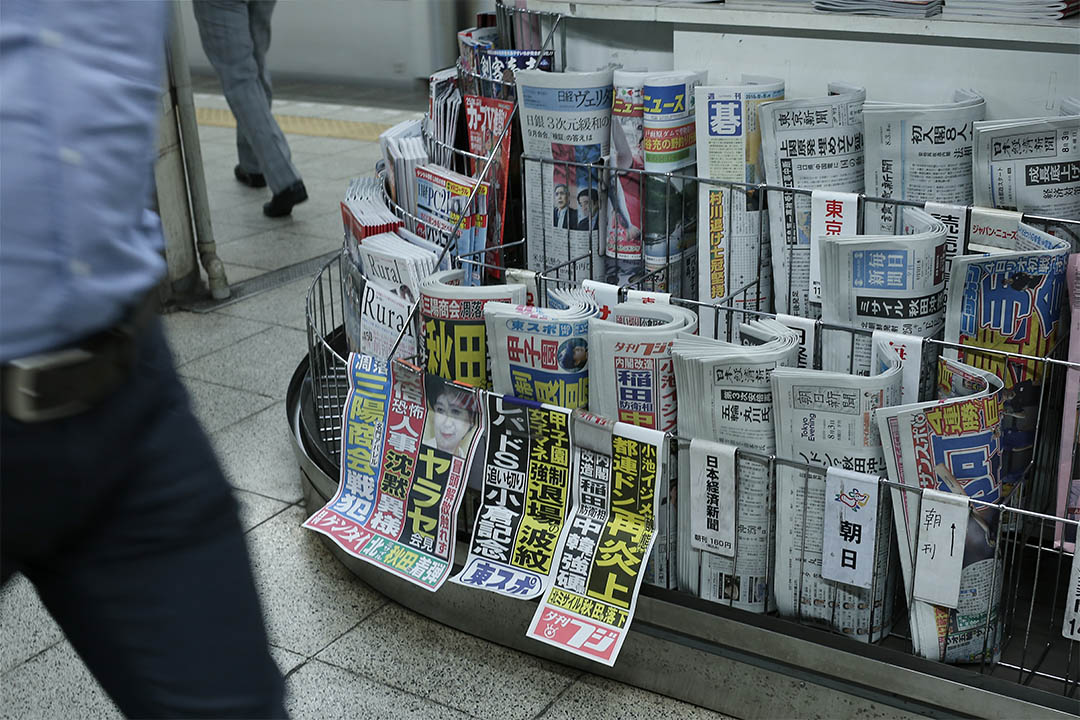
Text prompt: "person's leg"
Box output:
[[192, 0, 300, 194], [2, 322, 286, 718]]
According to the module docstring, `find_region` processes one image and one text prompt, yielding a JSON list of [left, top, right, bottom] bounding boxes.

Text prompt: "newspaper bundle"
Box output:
[[419, 270, 527, 389], [465, 94, 515, 276], [484, 296, 597, 409], [760, 82, 866, 317], [641, 70, 706, 296], [452, 393, 574, 600], [673, 320, 801, 611], [589, 301, 699, 433], [944, 219, 1070, 490], [820, 207, 948, 375], [526, 412, 665, 666], [695, 77, 785, 338], [876, 358, 1006, 663], [607, 70, 652, 287], [516, 68, 613, 281], [304, 356, 483, 592], [341, 177, 402, 256], [415, 164, 489, 286], [770, 339, 903, 641], [378, 119, 426, 219], [1057, 254, 1080, 551], [972, 115, 1080, 220], [863, 90, 986, 235]]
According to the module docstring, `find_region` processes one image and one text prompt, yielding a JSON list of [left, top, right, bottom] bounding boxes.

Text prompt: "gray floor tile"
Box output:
[[286, 135, 377, 157], [205, 219, 266, 245], [178, 325, 306, 400], [181, 376, 276, 434], [0, 641, 120, 720], [286, 660, 473, 720], [216, 227, 340, 272], [195, 124, 237, 146], [215, 197, 315, 232], [216, 277, 311, 331], [316, 603, 578, 720], [0, 575, 62, 675], [163, 309, 272, 366], [235, 488, 290, 533], [287, 211, 348, 249], [270, 645, 307, 676], [537, 674, 735, 720], [211, 401, 302, 502], [247, 507, 388, 657], [216, 261, 267, 285]]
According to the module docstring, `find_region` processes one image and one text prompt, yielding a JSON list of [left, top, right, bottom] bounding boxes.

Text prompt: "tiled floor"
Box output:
[[0, 84, 734, 720]]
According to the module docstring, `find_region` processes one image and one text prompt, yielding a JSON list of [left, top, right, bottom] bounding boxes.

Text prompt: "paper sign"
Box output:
[[965, 206, 1023, 253], [581, 279, 619, 321], [913, 489, 968, 609], [626, 289, 671, 305], [689, 439, 736, 556], [1064, 544, 1080, 640], [505, 268, 538, 307], [822, 468, 879, 589], [809, 190, 859, 303], [777, 313, 817, 370]]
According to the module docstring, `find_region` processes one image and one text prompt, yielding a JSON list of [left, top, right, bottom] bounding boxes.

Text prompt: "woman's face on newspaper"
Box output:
[[432, 393, 471, 453]]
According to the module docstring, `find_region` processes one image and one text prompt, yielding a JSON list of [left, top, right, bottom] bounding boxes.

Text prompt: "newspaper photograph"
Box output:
[[526, 414, 665, 666], [876, 358, 1006, 663], [304, 358, 483, 592], [607, 70, 651, 286], [641, 70, 706, 296], [452, 394, 573, 600], [944, 220, 1069, 490], [769, 340, 903, 641], [516, 68, 613, 281], [820, 207, 948, 375], [485, 296, 597, 409], [863, 90, 986, 234], [759, 82, 866, 317], [419, 270, 528, 389], [695, 77, 785, 337], [972, 115, 1080, 219]]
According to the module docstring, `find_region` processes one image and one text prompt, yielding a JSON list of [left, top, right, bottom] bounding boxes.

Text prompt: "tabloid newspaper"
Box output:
[[972, 115, 1080, 219], [770, 339, 903, 641], [876, 358, 1005, 663], [304, 355, 483, 592], [415, 164, 489, 286], [673, 320, 801, 611], [641, 70, 706, 296], [419, 270, 528, 390], [607, 70, 651, 287], [484, 295, 597, 410], [452, 393, 573, 600], [516, 68, 613, 281], [820, 207, 948, 375], [944, 219, 1069, 490], [695, 77, 785, 338], [1057, 254, 1080, 552], [863, 90, 986, 235], [525, 412, 665, 666], [465, 94, 515, 275], [759, 82, 866, 318]]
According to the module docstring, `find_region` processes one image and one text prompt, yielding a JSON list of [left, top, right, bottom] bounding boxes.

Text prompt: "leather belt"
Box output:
[[1, 292, 158, 423]]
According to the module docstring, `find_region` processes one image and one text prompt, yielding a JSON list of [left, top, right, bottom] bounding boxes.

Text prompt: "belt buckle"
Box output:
[[3, 348, 96, 423]]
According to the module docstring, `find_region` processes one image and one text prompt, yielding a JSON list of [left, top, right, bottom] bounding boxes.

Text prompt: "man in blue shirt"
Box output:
[[0, 3, 285, 716]]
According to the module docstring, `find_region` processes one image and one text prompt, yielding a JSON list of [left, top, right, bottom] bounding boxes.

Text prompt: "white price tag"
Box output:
[[581, 280, 619, 321], [626, 289, 671, 305], [1064, 546, 1080, 641], [809, 190, 858, 303], [822, 468, 879, 589], [689, 439, 736, 557], [913, 489, 968, 609]]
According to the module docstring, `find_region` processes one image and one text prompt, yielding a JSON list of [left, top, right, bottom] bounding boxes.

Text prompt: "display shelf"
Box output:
[[531, 0, 1080, 48]]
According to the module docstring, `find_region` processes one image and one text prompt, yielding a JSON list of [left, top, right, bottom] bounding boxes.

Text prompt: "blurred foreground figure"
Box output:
[[0, 3, 286, 716], [192, 0, 307, 217]]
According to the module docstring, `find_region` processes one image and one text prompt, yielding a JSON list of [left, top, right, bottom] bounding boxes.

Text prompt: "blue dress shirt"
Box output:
[[0, 1, 169, 363]]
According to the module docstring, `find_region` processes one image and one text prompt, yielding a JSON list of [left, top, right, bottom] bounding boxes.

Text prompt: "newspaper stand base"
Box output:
[[287, 353, 1078, 720]]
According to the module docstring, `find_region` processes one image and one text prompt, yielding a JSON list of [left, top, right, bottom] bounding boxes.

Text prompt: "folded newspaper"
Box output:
[[607, 70, 652, 287]]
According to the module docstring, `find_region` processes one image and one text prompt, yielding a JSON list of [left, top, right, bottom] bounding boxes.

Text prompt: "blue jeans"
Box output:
[[1, 320, 286, 718]]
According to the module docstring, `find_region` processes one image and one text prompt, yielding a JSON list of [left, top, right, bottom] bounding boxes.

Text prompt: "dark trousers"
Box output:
[[1, 321, 286, 718]]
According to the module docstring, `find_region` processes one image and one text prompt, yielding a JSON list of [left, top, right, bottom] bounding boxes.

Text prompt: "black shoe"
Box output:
[[262, 180, 308, 217], [234, 165, 266, 188]]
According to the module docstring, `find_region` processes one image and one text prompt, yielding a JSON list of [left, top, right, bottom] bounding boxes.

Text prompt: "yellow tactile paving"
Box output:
[[195, 106, 392, 141]]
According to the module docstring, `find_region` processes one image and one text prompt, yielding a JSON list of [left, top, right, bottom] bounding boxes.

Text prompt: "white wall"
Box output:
[[178, 0, 487, 84]]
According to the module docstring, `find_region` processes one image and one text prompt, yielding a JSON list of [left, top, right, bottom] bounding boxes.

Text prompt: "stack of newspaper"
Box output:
[[607, 70, 652, 287], [419, 270, 527, 389], [484, 295, 598, 409], [812, 0, 942, 15], [942, 0, 1079, 21], [673, 320, 801, 612], [426, 68, 462, 169], [695, 76, 785, 338], [415, 164, 490, 286], [516, 68, 613, 282], [378, 119, 426, 217]]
